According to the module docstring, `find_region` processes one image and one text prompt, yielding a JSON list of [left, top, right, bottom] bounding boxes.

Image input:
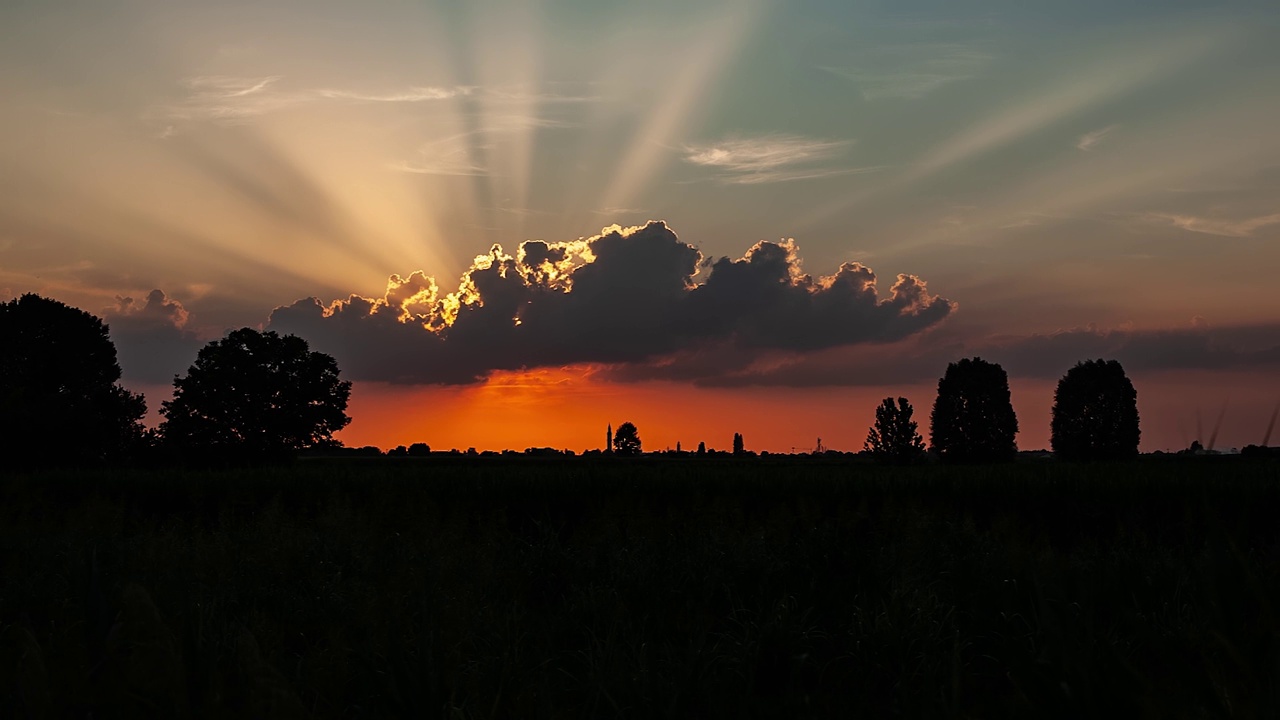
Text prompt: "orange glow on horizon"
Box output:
[[338, 366, 939, 454], [332, 367, 1280, 455]]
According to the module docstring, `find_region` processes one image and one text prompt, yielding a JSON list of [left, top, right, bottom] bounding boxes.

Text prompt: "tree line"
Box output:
[[860, 356, 1140, 464], [0, 292, 1208, 468], [1, 294, 349, 467], [606, 357, 1141, 464]]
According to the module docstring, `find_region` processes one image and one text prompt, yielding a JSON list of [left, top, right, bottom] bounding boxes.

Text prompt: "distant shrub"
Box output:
[[613, 422, 642, 456]]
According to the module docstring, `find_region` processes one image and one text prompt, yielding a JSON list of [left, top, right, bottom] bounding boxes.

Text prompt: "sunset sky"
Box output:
[[2, 0, 1278, 453]]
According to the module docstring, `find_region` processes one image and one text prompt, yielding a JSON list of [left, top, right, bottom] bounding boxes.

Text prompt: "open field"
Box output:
[[3, 457, 1279, 718]]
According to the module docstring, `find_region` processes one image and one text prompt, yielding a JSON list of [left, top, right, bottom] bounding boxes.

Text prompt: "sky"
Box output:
[[2, 0, 1278, 453]]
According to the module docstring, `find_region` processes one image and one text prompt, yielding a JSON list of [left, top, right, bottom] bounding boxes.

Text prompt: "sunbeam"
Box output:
[[594, 0, 768, 214], [2, 0, 1278, 453]]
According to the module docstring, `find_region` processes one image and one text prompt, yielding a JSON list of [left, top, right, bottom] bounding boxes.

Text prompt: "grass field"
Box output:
[[2, 457, 1278, 718]]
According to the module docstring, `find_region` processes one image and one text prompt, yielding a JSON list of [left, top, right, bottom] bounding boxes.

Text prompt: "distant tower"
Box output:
[[606, 423, 613, 453]]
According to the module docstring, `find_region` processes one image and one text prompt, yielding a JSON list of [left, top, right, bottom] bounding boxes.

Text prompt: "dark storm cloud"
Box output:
[[994, 323, 1280, 377], [105, 289, 203, 383], [676, 321, 1280, 388], [266, 221, 957, 384]]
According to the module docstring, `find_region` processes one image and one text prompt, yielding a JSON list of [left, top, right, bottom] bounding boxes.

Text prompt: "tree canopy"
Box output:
[[0, 294, 146, 466], [865, 397, 926, 464], [160, 328, 351, 461], [613, 421, 642, 456], [1051, 359, 1140, 461], [929, 357, 1019, 463]]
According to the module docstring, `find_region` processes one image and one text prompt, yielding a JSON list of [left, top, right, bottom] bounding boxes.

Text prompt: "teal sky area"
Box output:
[[1, 0, 1277, 451]]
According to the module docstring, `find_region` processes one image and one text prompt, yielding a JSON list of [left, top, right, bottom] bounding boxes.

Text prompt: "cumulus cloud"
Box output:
[[105, 289, 203, 383], [267, 221, 956, 385]]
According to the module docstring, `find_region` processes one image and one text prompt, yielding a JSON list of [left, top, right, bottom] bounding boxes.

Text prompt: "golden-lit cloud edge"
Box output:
[[265, 221, 955, 385]]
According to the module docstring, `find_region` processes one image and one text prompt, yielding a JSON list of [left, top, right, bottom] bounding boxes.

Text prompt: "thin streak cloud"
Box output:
[[1076, 124, 1119, 151], [907, 27, 1228, 182], [194, 75, 281, 98], [683, 135, 854, 184], [820, 44, 993, 101], [315, 87, 474, 102], [393, 115, 576, 177], [158, 77, 568, 125], [1144, 212, 1280, 238]]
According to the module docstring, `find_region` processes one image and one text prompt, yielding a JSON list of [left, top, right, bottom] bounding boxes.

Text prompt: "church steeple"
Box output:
[[606, 423, 613, 453]]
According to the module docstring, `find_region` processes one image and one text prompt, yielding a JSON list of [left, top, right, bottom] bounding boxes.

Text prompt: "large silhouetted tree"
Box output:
[[613, 421, 642, 456], [930, 357, 1018, 463], [864, 397, 926, 464], [160, 328, 351, 461], [0, 294, 147, 466], [0, 293, 148, 466], [1051, 359, 1140, 461]]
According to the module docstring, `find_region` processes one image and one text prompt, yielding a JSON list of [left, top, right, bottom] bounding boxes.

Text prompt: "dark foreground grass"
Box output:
[[2, 457, 1279, 718]]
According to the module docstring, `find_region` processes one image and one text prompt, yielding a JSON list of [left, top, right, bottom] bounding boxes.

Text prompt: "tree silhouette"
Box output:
[[732, 432, 744, 456], [864, 397, 926, 464], [930, 357, 1018, 463], [160, 328, 351, 461], [1051, 359, 1140, 461], [697, 441, 706, 457], [613, 421, 642, 456], [0, 294, 146, 466]]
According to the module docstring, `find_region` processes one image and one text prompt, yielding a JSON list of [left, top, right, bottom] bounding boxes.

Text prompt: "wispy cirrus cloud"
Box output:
[[1076, 124, 1119, 151], [683, 134, 866, 184], [158, 75, 473, 123], [157, 76, 594, 126], [1143, 211, 1280, 238], [315, 86, 474, 103], [393, 114, 575, 177], [820, 44, 993, 101], [392, 146, 488, 177], [205, 75, 281, 98], [906, 27, 1229, 183]]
